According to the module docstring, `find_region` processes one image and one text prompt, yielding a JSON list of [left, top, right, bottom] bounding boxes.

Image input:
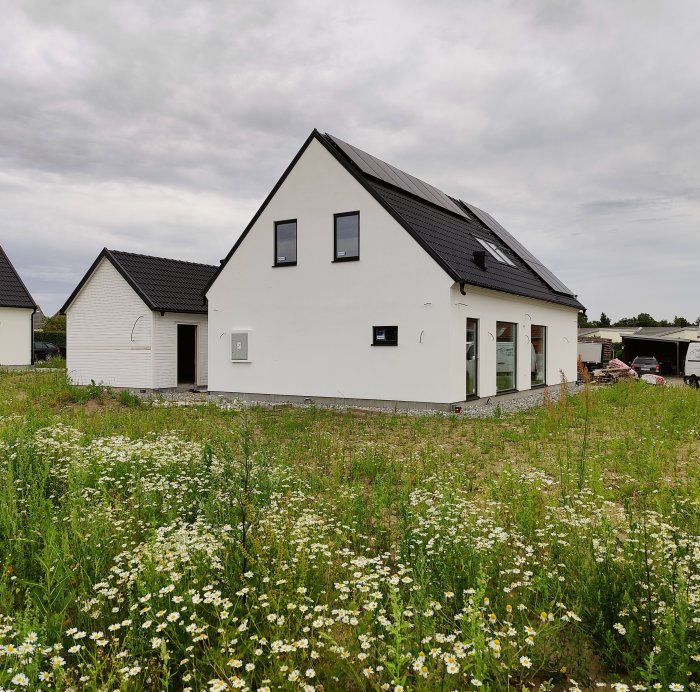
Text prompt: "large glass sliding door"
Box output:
[[496, 321, 517, 392], [466, 318, 478, 398]]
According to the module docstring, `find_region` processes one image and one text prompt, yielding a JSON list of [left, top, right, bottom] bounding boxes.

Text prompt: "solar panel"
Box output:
[[326, 134, 467, 219], [461, 201, 576, 296]]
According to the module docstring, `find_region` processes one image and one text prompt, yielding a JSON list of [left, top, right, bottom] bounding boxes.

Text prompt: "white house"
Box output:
[[206, 130, 585, 408], [61, 249, 216, 389], [0, 245, 37, 366]]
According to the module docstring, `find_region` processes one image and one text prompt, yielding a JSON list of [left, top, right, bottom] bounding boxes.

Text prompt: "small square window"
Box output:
[[334, 212, 359, 261], [274, 220, 297, 266], [373, 325, 398, 346]]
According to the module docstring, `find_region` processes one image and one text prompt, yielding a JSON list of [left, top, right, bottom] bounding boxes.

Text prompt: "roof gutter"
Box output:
[[459, 282, 466, 296]]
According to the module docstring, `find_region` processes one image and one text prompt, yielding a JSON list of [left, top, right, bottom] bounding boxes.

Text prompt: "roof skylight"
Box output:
[[474, 236, 515, 266]]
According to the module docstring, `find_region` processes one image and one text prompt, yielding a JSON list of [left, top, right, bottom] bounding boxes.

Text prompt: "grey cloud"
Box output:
[[1, 0, 699, 320]]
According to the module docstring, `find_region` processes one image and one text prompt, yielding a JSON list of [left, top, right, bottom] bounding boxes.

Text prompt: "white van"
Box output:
[[684, 342, 700, 387]]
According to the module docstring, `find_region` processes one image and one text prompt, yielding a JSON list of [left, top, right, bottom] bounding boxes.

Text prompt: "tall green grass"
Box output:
[[0, 370, 699, 689]]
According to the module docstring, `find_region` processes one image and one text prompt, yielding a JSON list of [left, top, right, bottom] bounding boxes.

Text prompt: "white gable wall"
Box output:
[[66, 259, 154, 387], [448, 284, 579, 400], [0, 307, 33, 366], [207, 137, 455, 403], [153, 312, 209, 388]]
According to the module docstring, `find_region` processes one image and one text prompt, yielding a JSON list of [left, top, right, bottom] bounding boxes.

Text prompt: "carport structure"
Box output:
[[621, 326, 699, 376]]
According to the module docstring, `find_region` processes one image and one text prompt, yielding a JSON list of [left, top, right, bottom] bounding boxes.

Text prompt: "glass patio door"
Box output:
[[466, 318, 478, 398]]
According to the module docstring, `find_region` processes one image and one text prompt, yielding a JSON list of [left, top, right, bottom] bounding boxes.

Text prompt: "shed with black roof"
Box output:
[[60, 249, 216, 389]]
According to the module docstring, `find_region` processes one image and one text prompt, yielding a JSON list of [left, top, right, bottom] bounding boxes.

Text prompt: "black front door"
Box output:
[[177, 324, 197, 384]]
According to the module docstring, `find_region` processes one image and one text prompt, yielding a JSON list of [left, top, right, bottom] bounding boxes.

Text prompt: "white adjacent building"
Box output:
[[0, 245, 37, 367], [205, 130, 584, 408], [61, 249, 216, 389]]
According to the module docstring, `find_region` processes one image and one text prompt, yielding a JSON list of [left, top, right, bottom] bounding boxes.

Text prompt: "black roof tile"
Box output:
[[364, 180, 584, 310], [0, 245, 37, 309], [61, 249, 217, 315]]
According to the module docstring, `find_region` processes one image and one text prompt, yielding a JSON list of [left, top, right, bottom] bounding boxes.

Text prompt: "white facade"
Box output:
[[66, 258, 208, 388], [208, 138, 580, 405], [0, 307, 33, 366]]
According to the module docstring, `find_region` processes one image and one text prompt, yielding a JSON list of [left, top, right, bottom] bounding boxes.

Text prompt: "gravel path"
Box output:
[[144, 383, 585, 418]]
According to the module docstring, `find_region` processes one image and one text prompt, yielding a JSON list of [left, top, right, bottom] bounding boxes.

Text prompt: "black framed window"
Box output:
[[373, 325, 398, 346], [334, 212, 359, 261], [274, 220, 297, 266]]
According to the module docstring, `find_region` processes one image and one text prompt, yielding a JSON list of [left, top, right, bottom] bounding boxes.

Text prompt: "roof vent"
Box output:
[[473, 250, 487, 270]]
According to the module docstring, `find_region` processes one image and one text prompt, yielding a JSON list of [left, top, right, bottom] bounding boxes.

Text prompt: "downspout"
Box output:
[[459, 282, 466, 296], [30, 308, 36, 365]]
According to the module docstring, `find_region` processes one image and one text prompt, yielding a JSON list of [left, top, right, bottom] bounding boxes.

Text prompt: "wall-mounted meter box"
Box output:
[[231, 331, 250, 361]]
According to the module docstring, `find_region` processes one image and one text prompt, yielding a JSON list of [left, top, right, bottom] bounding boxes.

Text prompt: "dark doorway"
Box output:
[[177, 325, 197, 384]]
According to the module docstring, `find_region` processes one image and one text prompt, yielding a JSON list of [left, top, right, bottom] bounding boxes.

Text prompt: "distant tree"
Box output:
[[673, 316, 690, 327], [578, 312, 590, 328], [635, 312, 657, 327], [43, 314, 66, 331], [598, 312, 611, 327], [614, 317, 637, 327]]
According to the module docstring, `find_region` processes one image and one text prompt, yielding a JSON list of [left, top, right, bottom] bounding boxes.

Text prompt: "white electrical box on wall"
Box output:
[[230, 331, 251, 361]]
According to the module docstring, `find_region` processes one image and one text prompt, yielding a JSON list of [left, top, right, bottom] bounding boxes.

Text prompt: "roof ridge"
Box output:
[[108, 249, 217, 269]]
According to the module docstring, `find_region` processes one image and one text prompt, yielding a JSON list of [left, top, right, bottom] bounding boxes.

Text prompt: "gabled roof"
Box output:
[[206, 130, 584, 311], [0, 245, 37, 309], [61, 249, 217, 315]]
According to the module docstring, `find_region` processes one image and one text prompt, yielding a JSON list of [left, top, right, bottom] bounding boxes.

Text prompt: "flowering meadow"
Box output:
[[0, 370, 699, 690]]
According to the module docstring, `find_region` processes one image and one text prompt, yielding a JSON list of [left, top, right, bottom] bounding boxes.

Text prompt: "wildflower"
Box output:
[[209, 680, 228, 692], [613, 622, 627, 635], [305, 668, 316, 678], [446, 662, 460, 674], [669, 685, 684, 691], [612, 684, 629, 692], [520, 655, 532, 668], [11, 673, 30, 687]]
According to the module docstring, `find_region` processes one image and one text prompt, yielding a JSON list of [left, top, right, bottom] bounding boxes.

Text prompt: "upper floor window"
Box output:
[[474, 236, 515, 266], [334, 212, 359, 261], [274, 220, 297, 266]]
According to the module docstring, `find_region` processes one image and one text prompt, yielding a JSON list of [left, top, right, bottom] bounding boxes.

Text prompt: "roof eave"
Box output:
[[457, 278, 585, 311]]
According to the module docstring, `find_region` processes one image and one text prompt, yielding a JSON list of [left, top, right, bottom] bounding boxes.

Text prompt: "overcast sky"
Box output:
[[1, 0, 698, 321]]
